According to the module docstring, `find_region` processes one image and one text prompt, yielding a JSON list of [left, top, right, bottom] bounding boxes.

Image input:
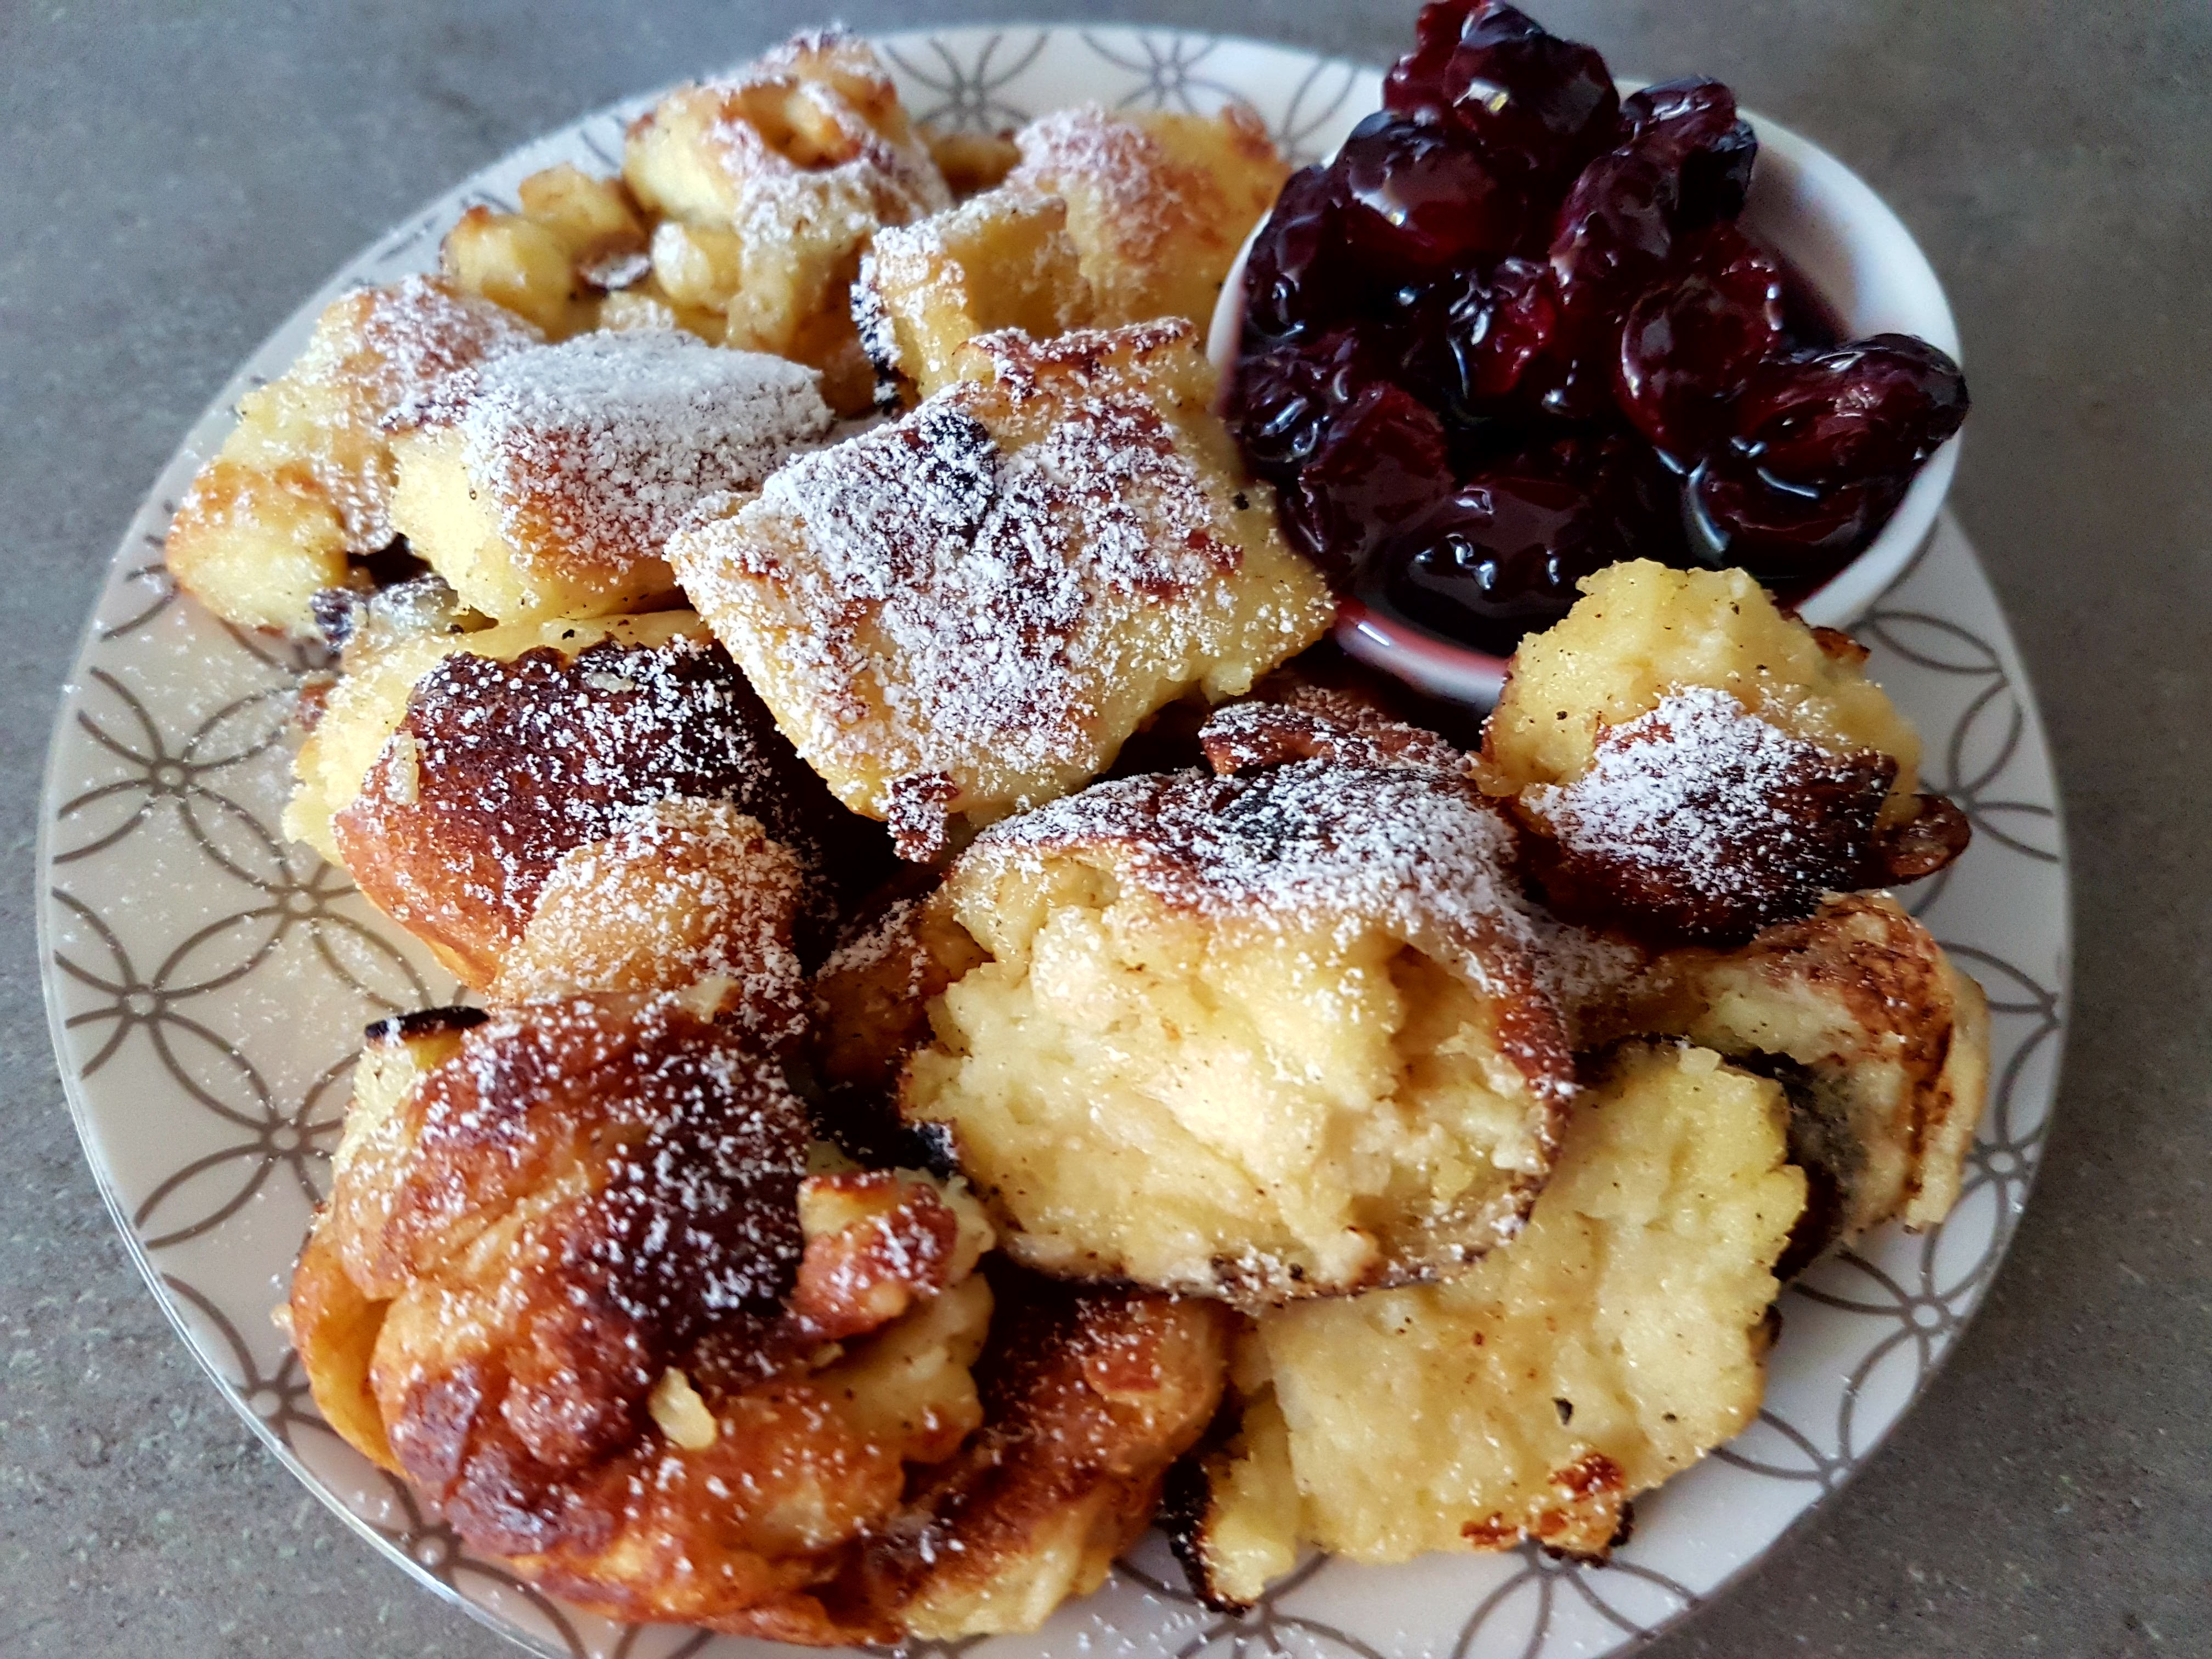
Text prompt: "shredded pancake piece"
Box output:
[[392, 330, 833, 622], [853, 187, 1095, 402], [668, 320, 1334, 857], [1007, 103, 1289, 328], [623, 29, 950, 410], [901, 760, 1576, 1304], [1173, 1041, 1804, 1606], [1522, 685, 1898, 942], [291, 994, 1004, 1632], [321, 622, 885, 986], [164, 275, 540, 635], [1483, 561, 1971, 944]]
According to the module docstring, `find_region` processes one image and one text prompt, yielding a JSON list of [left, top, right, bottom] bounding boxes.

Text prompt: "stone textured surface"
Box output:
[[2, 1, 2205, 1655]]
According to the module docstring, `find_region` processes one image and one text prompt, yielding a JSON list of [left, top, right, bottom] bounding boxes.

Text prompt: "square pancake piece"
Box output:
[[853, 188, 1094, 402], [1007, 104, 1290, 328], [391, 330, 833, 623], [667, 320, 1336, 858]]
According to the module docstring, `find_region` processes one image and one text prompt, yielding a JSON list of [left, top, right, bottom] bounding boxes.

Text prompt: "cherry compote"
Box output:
[[1361, 435, 1688, 656], [1230, 0, 1969, 657]]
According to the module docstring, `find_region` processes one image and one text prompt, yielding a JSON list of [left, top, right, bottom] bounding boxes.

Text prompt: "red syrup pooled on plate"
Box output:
[[1228, 0, 1968, 658]]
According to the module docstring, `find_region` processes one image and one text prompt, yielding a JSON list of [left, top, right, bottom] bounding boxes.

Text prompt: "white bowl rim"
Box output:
[[1204, 91, 1966, 703]]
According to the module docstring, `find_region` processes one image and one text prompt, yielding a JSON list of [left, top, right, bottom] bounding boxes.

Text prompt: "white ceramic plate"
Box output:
[[38, 26, 2069, 1659]]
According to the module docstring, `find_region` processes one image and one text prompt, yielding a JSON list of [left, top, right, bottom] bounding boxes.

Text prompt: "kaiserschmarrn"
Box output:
[[896, 758, 1574, 1305], [142, 23, 2010, 1640], [668, 320, 1334, 858]]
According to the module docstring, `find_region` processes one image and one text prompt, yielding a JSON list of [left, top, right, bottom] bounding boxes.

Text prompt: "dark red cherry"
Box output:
[[1241, 165, 1352, 342], [1231, 328, 1397, 479], [1272, 379, 1454, 580], [1363, 435, 1690, 654], [1333, 114, 1532, 283], [1620, 78, 1758, 227], [1616, 224, 1785, 463], [1689, 443, 1909, 584], [1731, 334, 1970, 487], [1401, 255, 1561, 427], [1384, 1, 1621, 189], [1531, 149, 1681, 417]]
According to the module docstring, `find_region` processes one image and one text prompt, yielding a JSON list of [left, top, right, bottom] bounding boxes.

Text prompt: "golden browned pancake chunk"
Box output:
[[1197, 685, 1468, 777], [1173, 1040, 1804, 1607], [1008, 104, 1290, 328], [623, 29, 950, 411], [290, 995, 1000, 1636], [920, 125, 1024, 198], [1589, 892, 1991, 1260], [391, 331, 833, 623], [439, 163, 653, 339], [853, 187, 1095, 402], [899, 759, 1574, 1306], [164, 276, 539, 635], [668, 320, 1335, 860], [286, 611, 887, 988], [1481, 561, 1968, 943], [822, 1272, 1232, 1640]]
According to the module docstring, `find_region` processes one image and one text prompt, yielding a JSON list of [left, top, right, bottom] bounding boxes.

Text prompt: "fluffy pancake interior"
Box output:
[[903, 851, 1549, 1299], [1187, 1040, 1804, 1600]]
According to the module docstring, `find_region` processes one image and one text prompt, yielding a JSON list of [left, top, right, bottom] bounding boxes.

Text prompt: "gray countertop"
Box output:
[[3, 2, 2207, 1654]]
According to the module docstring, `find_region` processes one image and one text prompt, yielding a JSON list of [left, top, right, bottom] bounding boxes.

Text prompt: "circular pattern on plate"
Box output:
[[37, 26, 2067, 1659]]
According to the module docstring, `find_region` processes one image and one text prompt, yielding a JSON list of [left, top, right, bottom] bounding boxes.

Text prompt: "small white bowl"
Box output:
[[1206, 101, 1964, 706]]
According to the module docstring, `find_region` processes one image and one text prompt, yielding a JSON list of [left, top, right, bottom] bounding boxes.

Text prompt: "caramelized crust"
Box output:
[[295, 996, 1001, 1632], [854, 187, 1095, 402], [829, 1273, 1233, 1639], [1517, 685, 1901, 945], [308, 617, 886, 986], [1198, 691, 1467, 777]]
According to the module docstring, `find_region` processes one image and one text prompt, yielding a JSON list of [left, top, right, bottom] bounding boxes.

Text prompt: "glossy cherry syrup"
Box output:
[[1229, 0, 1968, 656]]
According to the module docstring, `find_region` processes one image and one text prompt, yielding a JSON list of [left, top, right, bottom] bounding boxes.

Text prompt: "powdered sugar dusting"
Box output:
[[1527, 686, 1881, 912], [342, 630, 859, 965], [1008, 106, 1189, 307], [349, 275, 541, 420], [972, 761, 1538, 999], [691, 31, 950, 254], [675, 339, 1296, 843], [419, 332, 833, 573], [498, 800, 810, 1036]]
